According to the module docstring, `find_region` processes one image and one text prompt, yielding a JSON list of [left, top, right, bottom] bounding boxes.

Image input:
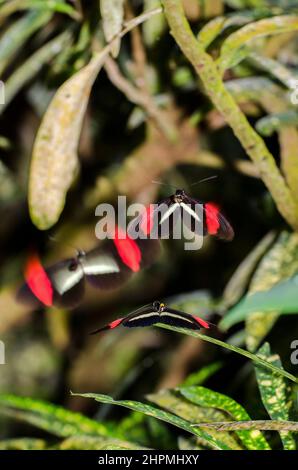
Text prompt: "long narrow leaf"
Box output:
[[71, 392, 234, 450]]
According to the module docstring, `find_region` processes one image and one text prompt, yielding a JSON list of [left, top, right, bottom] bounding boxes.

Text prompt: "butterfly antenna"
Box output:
[[190, 175, 218, 187], [151, 180, 177, 191]]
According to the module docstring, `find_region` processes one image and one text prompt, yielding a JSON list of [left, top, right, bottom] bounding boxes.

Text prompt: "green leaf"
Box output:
[[143, 0, 166, 47], [0, 394, 109, 437], [0, 0, 79, 23], [226, 76, 284, 103], [223, 275, 298, 323], [220, 231, 298, 352], [100, 0, 125, 57], [255, 343, 296, 450], [168, 290, 214, 315], [248, 52, 298, 88], [195, 420, 298, 432], [179, 386, 270, 450], [57, 435, 148, 450], [256, 110, 298, 136], [72, 392, 234, 449], [222, 231, 276, 309], [181, 362, 223, 387], [0, 438, 47, 450], [218, 15, 298, 72], [147, 389, 243, 449], [1, 31, 72, 113], [118, 411, 175, 449], [0, 10, 52, 76], [28, 51, 107, 229], [157, 324, 298, 384]]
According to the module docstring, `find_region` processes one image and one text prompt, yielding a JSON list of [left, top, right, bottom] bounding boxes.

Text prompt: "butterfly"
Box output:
[[17, 226, 160, 308], [129, 189, 234, 242], [90, 300, 211, 334]]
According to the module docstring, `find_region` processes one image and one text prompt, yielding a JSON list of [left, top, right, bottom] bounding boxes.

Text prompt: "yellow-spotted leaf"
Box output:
[[72, 392, 235, 450], [179, 386, 270, 450], [220, 232, 298, 351], [246, 231, 298, 351], [147, 389, 243, 450], [255, 343, 296, 450]]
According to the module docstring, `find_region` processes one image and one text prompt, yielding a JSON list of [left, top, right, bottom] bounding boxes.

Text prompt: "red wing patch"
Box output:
[[205, 202, 220, 235], [113, 226, 141, 272], [109, 318, 123, 329], [24, 253, 53, 306], [193, 316, 210, 329], [90, 317, 124, 334], [139, 205, 155, 236]]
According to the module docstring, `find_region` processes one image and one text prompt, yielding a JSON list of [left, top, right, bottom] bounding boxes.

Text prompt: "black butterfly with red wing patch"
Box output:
[[90, 300, 211, 334], [130, 189, 234, 242], [17, 226, 160, 308]]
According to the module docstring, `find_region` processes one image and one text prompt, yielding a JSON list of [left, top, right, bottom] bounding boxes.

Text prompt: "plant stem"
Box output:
[[158, 324, 298, 384], [161, 0, 298, 230]]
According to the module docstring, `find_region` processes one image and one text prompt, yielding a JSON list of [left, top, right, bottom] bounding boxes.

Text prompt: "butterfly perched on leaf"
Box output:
[[17, 226, 160, 308], [129, 189, 234, 242], [90, 300, 211, 334]]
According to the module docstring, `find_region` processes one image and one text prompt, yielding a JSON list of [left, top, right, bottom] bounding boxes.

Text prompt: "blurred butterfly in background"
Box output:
[[17, 226, 160, 308]]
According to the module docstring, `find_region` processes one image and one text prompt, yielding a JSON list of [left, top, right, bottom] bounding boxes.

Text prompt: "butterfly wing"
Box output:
[[83, 245, 131, 290], [160, 307, 210, 330], [18, 255, 85, 308], [203, 202, 234, 241], [90, 303, 155, 334], [121, 305, 160, 328], [128, 197, 177, 239], [46, 259, 85, 308], [182, 195, 234, 241]]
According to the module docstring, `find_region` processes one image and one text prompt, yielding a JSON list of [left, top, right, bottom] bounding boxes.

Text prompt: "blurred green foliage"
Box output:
[[0, 0, 298, 451]]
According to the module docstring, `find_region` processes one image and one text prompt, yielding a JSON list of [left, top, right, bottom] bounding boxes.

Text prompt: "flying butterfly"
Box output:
[[17, 226, 160, 308], [129, 184, 234, 242], [90, 300, 211, 334]]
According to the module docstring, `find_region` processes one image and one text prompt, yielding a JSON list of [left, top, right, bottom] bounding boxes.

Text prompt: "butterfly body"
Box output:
[[91, 301, 211, 334], [132, 188, 234, 242]]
